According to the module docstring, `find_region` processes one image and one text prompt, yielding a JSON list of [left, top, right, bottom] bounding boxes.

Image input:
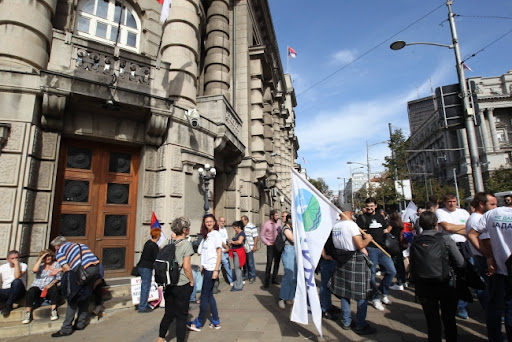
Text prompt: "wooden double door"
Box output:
[[52, 139, 140, 278]]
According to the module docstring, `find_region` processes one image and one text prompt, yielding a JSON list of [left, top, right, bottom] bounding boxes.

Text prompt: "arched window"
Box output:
[[76, 0, 141, 52]]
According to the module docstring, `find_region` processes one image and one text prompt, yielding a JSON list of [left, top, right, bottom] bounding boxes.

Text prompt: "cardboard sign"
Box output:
[[130, 276, 159, 305]]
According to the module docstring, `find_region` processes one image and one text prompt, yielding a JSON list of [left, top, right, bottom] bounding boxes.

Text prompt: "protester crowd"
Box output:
[[1, 191, 512, 342]]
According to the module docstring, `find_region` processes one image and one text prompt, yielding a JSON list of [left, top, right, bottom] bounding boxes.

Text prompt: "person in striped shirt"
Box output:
[[50, 236, 100, 337]]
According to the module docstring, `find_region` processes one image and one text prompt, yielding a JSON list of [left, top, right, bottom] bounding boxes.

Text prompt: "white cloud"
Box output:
[[331, 49, 357, 65]]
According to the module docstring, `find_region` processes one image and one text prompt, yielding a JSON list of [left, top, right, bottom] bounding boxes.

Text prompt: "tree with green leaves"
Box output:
[[382, 128, 410, 210], [485, 166, 512, 194], [309, 177, 333, 199]]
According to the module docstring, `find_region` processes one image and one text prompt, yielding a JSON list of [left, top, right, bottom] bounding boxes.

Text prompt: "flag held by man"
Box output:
[[290, 168, 340, 338]]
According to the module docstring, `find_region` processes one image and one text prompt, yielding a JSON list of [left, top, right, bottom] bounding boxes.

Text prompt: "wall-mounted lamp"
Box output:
[[198, 163, 216, 214]]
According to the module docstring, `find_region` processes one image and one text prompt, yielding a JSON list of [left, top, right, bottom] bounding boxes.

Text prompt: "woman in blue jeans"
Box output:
[[278, 215, 296, 309], [187, 214, 222, 331], [137, 228, 160, 313]]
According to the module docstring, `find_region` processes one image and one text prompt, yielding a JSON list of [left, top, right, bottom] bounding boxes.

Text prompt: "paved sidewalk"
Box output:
[[10, 249, 488, 342]]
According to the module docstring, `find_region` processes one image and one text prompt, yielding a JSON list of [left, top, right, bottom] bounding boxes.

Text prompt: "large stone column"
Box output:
[[486, 108, 500, 152], [160, 0, 202, 107], [204, 0, 230, 99], [478, 108, 492, 153], [0, 0, 56, 71]]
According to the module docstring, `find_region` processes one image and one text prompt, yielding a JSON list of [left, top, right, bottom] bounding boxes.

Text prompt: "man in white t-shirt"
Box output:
[[436, 193, 470, 319], [468, 205, 512, 342], [217, 217, 233, 286], [0, 250, 28, 317], [466, 192, 497, 310], [327, 204, 375, 335], [241, 215, 259, 283]]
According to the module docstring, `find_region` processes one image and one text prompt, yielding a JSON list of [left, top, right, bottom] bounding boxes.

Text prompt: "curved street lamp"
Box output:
[[198, 164, 216, 215], [389, 0, 484, 194]]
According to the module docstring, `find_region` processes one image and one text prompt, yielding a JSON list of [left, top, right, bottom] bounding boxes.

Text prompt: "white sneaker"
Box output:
[[389, 284, 404, 291], [22, 311, 32, 324], [278, 300, 285, 309], [371, 300, 385, 311], [376, 271, 382, 276], [229, 282, 233, 287], [381, 296, 392, 305], [51, 309, 59, 321]]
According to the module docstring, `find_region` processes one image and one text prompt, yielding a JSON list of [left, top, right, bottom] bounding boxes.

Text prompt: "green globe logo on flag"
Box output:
[[295, 188, 321, 232]]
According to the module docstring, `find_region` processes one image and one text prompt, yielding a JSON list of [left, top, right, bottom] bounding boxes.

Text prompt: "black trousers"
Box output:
[[25, 286, 60, 307], [158, 283, 193, 342], [392, 254, 407, 285], [264, 245, 282, 285], [418, 288, 458, 342]]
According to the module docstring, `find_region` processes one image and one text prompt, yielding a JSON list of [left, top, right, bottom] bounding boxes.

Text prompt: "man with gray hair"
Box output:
[[50, 236, 100, 337]]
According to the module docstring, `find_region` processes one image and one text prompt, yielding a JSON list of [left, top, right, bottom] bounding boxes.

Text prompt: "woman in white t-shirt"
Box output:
[[187, 214, 222, 331]]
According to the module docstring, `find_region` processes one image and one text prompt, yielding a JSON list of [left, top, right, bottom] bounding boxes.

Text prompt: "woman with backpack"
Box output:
[[157, 217, 194, 342], [278, 214, 296, 310], [411, 211, 464, 342], [187, 214, 222, 331]]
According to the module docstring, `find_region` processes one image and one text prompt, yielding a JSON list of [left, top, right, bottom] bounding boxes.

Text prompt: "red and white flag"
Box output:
[[288, 46, 297, 59], [462, 63, 472, 72], [159, 0, 172, 23]]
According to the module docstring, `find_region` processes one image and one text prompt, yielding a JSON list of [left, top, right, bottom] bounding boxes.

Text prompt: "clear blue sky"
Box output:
[[268, 0, 512, 193]]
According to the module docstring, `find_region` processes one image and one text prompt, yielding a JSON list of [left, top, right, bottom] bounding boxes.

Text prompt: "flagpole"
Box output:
[[286, 45, 289, 74]]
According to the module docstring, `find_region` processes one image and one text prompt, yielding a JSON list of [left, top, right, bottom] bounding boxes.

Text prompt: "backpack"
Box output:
[[274, 229, 285, 253], [154, 239, 184, 287], [410, 233, 451, 284]]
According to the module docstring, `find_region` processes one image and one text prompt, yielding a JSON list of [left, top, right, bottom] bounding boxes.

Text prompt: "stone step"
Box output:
[[0, 281, 134, 339]]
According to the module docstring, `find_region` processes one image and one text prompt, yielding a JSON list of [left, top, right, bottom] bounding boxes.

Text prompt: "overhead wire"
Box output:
[[296, 2, 446, 97]]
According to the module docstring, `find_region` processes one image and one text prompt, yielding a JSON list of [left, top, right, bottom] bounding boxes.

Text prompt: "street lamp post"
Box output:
[[198, 164, 216, 215], [390, 0, 484, 194]]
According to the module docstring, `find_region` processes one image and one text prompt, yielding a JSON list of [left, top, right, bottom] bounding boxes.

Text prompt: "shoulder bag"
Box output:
[[75, 244, 97, 286]]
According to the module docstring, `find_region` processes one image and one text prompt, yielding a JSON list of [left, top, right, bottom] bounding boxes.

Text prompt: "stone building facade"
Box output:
[[0, 0, 298, 278], [407, 70, 512, 198]]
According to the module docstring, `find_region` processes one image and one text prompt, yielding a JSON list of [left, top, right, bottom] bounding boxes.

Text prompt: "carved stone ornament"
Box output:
[[145, 111, 170, 146], [41, 92, 68, 130]]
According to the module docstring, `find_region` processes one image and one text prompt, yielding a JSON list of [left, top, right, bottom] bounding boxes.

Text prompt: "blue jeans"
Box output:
[[221, 252, 233, 284], [197, 270, 219, 325], [318, 258, 335, 312], [341, 297, 368, 330], [243, 251, 256, 280], [486, 274, 512, 342], [138, 267, 152, 311], [0, 278, 26, 307], [279, 245, 297, 301], [367, 247, 396, 300]]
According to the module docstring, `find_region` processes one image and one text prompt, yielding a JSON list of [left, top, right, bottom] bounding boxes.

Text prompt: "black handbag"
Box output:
[[383, 233, 401, 257], [131, 265, 140, 277], [75, 244, 96, 286]]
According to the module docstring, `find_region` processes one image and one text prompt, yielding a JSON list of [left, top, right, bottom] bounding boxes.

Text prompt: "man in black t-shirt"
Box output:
[[356, 197, 396, 311]]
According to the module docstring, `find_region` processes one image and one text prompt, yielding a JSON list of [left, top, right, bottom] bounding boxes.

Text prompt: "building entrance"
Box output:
[[51, 139, 140, 278]]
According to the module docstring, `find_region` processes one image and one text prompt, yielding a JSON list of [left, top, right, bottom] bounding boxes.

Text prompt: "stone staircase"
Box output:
[[0, 278, 133, 339]]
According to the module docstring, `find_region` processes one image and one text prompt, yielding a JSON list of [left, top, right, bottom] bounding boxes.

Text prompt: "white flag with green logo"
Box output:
[[290, 168, 340, 338]]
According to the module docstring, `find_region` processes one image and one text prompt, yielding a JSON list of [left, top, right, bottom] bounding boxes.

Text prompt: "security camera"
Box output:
[[185, 109, 201, 127]]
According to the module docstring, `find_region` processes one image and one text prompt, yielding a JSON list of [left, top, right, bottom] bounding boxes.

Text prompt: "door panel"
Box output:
[[52, 140, 139, 278]]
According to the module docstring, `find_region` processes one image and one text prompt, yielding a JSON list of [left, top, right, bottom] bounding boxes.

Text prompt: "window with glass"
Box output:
[[76, 0, 140, 52]]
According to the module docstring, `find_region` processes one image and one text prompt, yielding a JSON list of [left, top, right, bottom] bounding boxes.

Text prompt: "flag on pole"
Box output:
[[401, 201, 417, 223], [290, 168, 340, 338], [151, 212, 167, 246], [159, 0, 172, 23], [288, 46, 297, 59], [462, 63, 472, 72]]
